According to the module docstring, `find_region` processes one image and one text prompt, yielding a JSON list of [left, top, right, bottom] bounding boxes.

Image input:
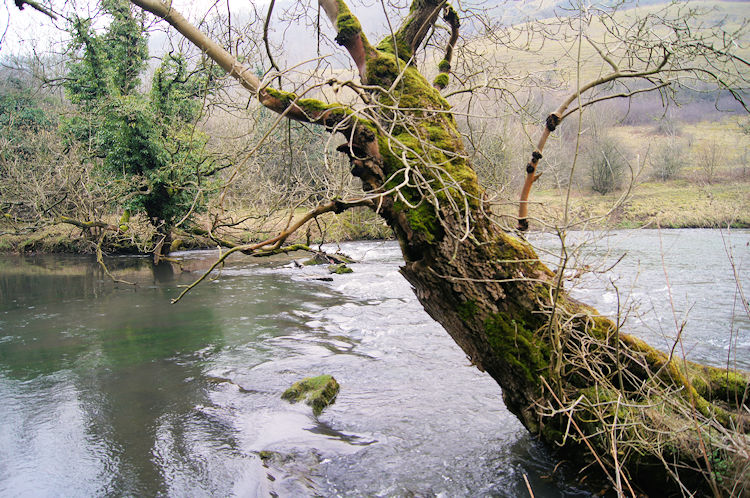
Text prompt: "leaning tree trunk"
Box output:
[[129, 0, 750, 494], [354, 49, 750, 496]]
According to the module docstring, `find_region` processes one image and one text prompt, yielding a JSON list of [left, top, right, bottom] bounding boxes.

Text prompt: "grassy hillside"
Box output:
[[488, 0, 750, 83], [463, 0, 750, 230], [521, 115, 750, 229]]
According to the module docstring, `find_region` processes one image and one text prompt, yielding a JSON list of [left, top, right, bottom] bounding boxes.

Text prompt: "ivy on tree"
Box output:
[[63, 0, 224, 247]]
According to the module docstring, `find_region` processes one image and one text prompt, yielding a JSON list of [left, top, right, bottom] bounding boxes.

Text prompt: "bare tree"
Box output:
[[651, 125, 686, 181], [696, 140, 725, 185], [588, 132, 627, 194], [504, 1, 750, 229]]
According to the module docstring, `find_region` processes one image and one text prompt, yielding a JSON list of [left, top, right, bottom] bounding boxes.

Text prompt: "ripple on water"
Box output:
[[1, 231, 745, 496]]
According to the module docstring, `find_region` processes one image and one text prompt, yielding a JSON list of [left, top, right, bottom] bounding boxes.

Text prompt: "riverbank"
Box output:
[[522, 178, 750, 230], [0, 207, 393, 254], [2, 179, 748, 254]]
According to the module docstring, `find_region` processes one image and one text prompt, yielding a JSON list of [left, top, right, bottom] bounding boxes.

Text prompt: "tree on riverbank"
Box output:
[[60, 0, 229, 256], [10, 0, 750, 494]]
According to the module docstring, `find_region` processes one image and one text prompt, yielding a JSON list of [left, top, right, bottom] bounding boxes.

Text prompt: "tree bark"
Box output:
[[129, 1, 750, 494]]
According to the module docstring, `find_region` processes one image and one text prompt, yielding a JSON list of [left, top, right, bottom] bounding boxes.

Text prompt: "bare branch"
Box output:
[[12, 0, 57, 20], [393, 0, 446, 58], [263, 0, 282, 81], [318, 0, 374, 80], [130, 0, 261, 94], [433, 5, 459, 91], [171, 197, 374, 304]]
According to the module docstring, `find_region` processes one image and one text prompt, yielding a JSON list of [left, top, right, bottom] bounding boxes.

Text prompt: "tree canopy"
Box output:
[[62, 0, 227, 252]]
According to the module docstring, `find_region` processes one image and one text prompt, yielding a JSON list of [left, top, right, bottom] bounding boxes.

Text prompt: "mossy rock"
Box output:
[[332, 252, 355, 264], [258, 450, 280, 462], [303, 252, 355, 266], [303, 253, 329, 266], [281, 375, 340, 416], [257, 450, 294, 464], [328, 263, 353, 274]]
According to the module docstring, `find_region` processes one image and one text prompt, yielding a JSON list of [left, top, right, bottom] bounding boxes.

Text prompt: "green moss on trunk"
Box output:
[[334, 0, 368, 46], [484, 312, 550, 384], [433, 73, 449, 89], [365, 48, 482, 250]]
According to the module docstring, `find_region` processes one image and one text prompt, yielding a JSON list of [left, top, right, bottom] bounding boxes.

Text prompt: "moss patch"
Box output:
[[433, 73, 449, 89], [457, 299, 478, 322], [282, 375, 340, 416], [264, 87, 297, 108], [262, 89, 357, 126], [484, 312, 549, 385], [334, 0, 368, 46], [366, 47, 484, 249], [684, 362, 750, 408], [377, 35, 412, 61]]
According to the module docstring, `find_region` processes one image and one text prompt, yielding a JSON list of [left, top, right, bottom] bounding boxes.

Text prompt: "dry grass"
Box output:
[[530, 178, 750, 229], [512, 113, 750, 229]]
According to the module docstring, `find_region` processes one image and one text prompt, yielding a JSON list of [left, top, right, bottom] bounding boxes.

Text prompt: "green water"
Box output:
[[2, 230, 746, 496], [0, 252, 356, 496]]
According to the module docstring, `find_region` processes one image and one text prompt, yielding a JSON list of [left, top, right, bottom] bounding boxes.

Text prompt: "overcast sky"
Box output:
[[0, 0, 555, 73]]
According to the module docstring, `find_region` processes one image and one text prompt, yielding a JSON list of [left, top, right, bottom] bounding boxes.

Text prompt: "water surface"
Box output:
[[0, 229, 747, 496]]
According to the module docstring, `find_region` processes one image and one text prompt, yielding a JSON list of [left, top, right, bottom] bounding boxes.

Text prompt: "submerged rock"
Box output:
[[256, 449, 324, 496], [302, 252, 329, 266], [281, 375, 340, 416], [327, 263, 353, 274], [302, 251, 355, 266]]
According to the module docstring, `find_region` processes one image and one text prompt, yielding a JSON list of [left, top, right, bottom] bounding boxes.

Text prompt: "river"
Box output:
[[0, 229, 747, 496]]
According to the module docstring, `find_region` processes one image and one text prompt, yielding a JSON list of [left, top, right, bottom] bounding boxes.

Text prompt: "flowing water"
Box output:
[[0, 229, 747, 497]]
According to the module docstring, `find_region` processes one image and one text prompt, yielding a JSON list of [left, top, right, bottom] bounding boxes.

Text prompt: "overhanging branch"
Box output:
[[171, 197, 375, 304], [128, 0, 372, 134], [318, 0, 374, 80], [12, 0, 57, 20], [517, 56, 675, 231]]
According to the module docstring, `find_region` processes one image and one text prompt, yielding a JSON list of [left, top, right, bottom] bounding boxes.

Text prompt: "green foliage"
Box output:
[[151, 53, 221, 123], [709, 448, 730, 484], [63, 0, 223, 232], [0, 87, 56, 161], [65, 0, 148, 108], [0, 89, 54, 131]]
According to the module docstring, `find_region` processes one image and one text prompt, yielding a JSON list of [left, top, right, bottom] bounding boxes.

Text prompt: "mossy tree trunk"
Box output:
[[130, 0, 749, 494]]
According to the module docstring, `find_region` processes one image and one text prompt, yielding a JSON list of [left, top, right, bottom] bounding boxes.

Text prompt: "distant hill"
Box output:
[[499, 0, 749, 23]]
